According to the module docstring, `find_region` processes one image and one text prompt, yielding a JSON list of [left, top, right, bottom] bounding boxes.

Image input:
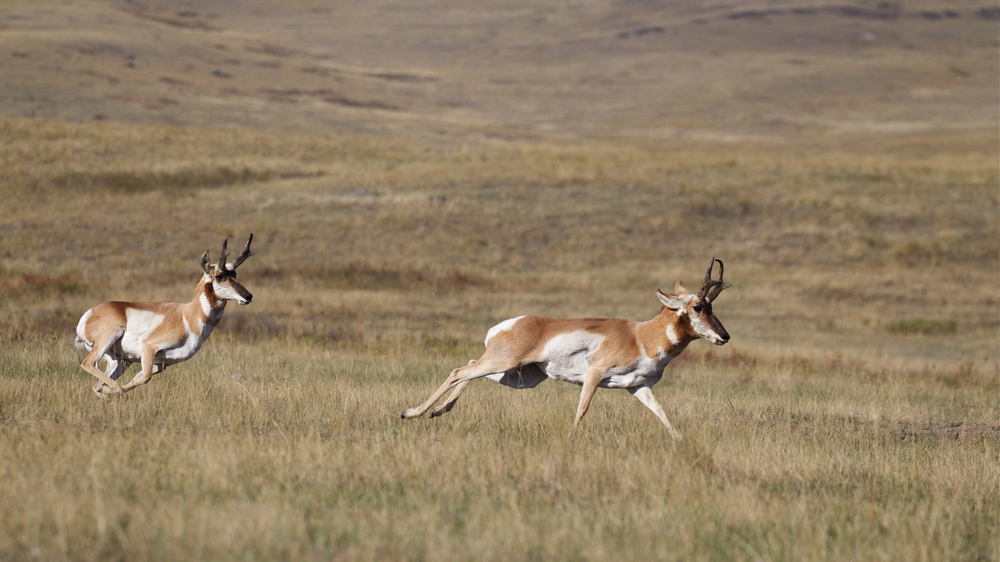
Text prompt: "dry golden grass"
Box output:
[[1, 335, 997, 561], [0, 116, 997, 561]]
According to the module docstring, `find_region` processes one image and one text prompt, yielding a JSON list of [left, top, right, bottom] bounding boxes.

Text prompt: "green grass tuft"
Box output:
[[884, 319, 958, 336]]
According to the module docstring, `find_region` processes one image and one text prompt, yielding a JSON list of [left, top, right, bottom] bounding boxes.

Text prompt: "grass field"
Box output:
[[0, 0, 998, 559], [0, 115, 997, 561], [1, 334, 996, 561]]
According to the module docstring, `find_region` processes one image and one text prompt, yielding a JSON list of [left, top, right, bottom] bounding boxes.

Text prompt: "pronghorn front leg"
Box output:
[[402, 358, 516, 419], [628, 384, 682, 440], [572, 365, 608, 430], [120, 347, 159, 392]]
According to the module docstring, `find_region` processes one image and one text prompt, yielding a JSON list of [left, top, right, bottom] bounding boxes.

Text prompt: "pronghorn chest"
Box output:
[[159, 303, 223, 362], [598, 350, 673, 389], [159, 331, 207, 363]]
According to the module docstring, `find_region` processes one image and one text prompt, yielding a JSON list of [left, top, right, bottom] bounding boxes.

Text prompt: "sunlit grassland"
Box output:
[[1, 335, 996, 561], [0, 117, 997, 561]]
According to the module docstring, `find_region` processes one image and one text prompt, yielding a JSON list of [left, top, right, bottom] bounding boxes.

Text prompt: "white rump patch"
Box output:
[[484, 315, 525, 346], [75, 309, 94, 351]]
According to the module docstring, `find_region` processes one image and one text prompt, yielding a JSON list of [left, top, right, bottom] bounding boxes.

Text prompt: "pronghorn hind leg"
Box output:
[[400, 366, 471, 420], [431, 380, 471, 418], [80, 332, 125, 396], [430, 360, 476, 418], [93, 358, 130, 396], [401, 358, 516, 420]]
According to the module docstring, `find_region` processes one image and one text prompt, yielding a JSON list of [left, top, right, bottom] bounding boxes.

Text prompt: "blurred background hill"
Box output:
[[1, 0, 997, 144]]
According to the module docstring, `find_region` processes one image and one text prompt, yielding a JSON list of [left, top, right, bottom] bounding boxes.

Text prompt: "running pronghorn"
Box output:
[[75, 235, 255, 396], [401, 258, 732, 439]]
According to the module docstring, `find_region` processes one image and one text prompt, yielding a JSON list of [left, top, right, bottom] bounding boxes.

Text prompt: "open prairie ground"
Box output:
[[0, 0, 998, 561], [0, 117, 996, 561]]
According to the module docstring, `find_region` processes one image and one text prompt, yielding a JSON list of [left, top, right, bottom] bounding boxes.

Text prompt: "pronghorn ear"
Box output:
[[674, 280, 691, 295], [200, 251, 212, 275], [656, 289, 686, 310]]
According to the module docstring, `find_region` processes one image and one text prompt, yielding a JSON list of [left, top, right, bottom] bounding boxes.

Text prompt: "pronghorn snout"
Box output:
[[705, 315, 730, 345], [712, 318, 729, 345], [216, 281, 253, 304], [234, 287, 253, 305]]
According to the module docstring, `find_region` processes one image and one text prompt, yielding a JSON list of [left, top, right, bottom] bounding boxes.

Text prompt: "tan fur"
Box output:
[[76, 236, 254, 396], [401, 281, 730, 439]]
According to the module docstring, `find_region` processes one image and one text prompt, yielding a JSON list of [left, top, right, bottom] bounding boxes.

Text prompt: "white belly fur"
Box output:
[[483, 318, 674, 390], [537, 330, 604, 384], [534, 330, 673, 389], [117, 309, 165, 361], [117, 309, 204, 365]]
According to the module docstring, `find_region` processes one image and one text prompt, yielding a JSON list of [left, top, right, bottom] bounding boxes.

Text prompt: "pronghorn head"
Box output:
[[200, 234, 255, 305], [656, 258, 731, 345]]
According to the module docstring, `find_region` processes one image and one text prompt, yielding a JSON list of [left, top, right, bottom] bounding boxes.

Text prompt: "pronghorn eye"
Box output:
[[214, 275, 224, 282], [693, 306, 703, 313]]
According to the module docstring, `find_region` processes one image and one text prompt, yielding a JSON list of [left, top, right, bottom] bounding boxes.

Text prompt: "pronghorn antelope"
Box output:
[[75, 234, 255, 396], [401, 258, 732, 439]]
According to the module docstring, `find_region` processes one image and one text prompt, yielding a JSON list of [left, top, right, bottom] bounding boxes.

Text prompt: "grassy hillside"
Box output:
[[0, 0, 996, 140], [1, 117, 996, 365]]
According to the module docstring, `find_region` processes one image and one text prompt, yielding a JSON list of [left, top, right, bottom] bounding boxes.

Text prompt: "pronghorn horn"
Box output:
[[218, 236, 232, 269], [230, 233, 254, 269], [698, 258, 731, 303]]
